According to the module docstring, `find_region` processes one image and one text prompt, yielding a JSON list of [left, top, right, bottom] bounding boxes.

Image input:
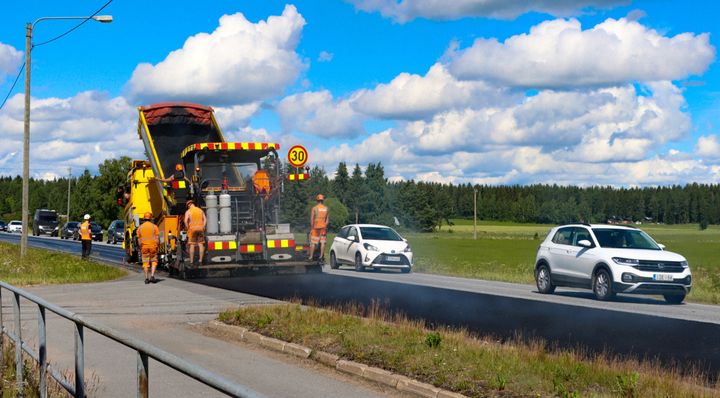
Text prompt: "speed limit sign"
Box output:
[[287, 145, 308, 168]]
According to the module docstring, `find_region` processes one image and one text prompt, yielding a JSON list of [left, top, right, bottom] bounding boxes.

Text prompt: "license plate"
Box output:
[[386, 256, 401, 262], [653, 273, 674, 281]]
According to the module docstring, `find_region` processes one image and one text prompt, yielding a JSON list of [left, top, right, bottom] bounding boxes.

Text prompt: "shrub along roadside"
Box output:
[[0, 242, 126, 286], [219, 303, 716, 398]]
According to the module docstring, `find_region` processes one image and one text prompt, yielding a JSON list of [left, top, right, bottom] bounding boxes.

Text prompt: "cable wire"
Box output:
[[0, 62, 24, 111], [33, 0, 114, 48]]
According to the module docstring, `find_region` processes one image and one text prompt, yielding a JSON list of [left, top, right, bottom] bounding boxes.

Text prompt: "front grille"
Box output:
[[633, 260, 685, 273], [633, 284, 687, 294], [374, 254, 410, 265]]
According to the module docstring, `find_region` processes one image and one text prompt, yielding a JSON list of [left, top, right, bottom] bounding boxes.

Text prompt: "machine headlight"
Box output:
[[363, 243, 379, 251], [612, 257, 639, 265]]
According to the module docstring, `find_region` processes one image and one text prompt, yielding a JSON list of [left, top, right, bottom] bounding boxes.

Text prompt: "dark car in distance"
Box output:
[[106, 220, 125, 244], [59, 222, 80, 239], [33, 209, 59, 236], [73, 222, 103, 241], [0, 220, 6, 232]]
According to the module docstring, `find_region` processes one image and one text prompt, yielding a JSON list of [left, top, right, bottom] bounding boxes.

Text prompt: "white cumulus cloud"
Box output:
[[277, 90, 365, 138], [126, 5, 306, 106], [448, 18, 715, 88], [0, 42, 22, 81], [347, 0, 627, 22], [352, 63, 515, 120], [696, 135, 720, 159]]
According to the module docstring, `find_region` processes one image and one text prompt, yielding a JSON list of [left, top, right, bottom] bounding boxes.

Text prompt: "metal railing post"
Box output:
[[38, 305, 47, 398], [137, 351, 149, 398], [0, 288, 4, 368], [74, 322, 84, 398], [13, 292, 24, 397]]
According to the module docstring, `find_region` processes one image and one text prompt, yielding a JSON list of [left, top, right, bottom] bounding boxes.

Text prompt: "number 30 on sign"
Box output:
[[287, 145, 308, 168]]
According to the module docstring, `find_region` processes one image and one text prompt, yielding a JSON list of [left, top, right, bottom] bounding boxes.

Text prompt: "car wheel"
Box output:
[[354, 253, 364, 272], [663, 294, 686, 304], [330, 251, 339, 269], [535, 263, 556, 294], [593, 268, 615, 301]]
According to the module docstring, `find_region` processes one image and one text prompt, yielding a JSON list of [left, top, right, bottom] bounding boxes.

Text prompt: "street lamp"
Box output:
[[20, 15, 113, 258]]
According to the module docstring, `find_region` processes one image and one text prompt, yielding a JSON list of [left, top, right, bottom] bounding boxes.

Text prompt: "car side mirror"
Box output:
[[658, 243, 665, 250], [578, 239, 593, 248], [348, 236, 356, 242]]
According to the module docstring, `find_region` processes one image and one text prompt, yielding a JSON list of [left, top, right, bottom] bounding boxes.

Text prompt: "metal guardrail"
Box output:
[[0, 281, 265, 398]]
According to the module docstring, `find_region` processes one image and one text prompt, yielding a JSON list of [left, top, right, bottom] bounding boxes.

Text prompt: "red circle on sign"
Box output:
[[287, 145, 308, 168]]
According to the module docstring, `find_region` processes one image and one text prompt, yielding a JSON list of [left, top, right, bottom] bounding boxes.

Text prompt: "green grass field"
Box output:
[[399, 221, 720, 304], [0, 242, 126, 286]]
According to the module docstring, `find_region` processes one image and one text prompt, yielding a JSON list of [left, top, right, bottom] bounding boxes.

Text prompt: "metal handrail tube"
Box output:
[[2, 327, 77, 394], [0, 281, 265, 398]]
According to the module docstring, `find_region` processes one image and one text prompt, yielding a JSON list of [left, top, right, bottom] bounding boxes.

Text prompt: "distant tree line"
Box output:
[[2, 157, 719, 231]]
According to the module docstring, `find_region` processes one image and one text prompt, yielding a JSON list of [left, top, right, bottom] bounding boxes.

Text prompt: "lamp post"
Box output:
[[20, 15, 112, 258]]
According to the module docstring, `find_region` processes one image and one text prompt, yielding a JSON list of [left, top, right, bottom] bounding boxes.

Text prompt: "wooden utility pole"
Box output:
[[473, 188, 477, 240]]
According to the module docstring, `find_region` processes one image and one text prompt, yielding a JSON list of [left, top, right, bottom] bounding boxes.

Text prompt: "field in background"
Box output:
[[401, 220, 720, 304]]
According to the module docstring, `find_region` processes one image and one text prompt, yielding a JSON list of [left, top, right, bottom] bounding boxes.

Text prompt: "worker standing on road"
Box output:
[[79, 214, 92, 259], [309, 194, 329, 262], [137, 212, 160, 284], [184, 200, 207, 266]]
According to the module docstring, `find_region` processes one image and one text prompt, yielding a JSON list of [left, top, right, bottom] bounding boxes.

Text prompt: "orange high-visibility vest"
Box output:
[[137, 221, 159, 249], [253, 170, 271, 196], [187, 206, 205, 232], [79, 221, 92, 240], [312, 204, 328, 229]]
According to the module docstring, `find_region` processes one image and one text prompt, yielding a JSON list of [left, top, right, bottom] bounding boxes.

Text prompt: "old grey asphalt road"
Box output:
[[2, 272, 410, 397]]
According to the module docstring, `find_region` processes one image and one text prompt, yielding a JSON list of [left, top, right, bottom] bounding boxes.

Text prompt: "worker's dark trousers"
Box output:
[[81, 239, 92, 259]]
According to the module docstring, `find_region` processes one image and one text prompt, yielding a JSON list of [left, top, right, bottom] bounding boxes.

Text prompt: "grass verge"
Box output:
[[219, 303, 717, 398], [0, 242, 126, 286]]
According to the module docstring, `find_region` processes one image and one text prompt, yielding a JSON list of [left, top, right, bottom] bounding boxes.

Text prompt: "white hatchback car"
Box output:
[[535, 224, 692, 304], [7, 220, 22, 233], [330, 224, 413, 273]]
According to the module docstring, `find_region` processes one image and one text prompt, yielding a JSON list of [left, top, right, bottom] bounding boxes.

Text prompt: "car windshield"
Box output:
[[90, 223, 101, 231], [9, 221, 20, 226], [37, 213, 57, 222], [115, 221, 124, 229], [359, 227, 403, 241], [592, 228, 660, 250], [67, 222, 79, 228]]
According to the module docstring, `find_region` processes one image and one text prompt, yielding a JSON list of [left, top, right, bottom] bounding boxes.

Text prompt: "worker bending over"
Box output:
[[137, 212, 160, 284], [184, 200, 207, 266]]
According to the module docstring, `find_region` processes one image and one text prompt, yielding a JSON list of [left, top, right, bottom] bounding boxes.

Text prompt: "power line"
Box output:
[[0, 0, 114, 111], [0, 62, 25, 111], [33, 0, 114, 48]]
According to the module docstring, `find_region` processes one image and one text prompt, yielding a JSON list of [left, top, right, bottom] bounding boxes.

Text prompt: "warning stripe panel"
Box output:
[[239, 244, 262, 253], [288, 173, 310, 181], [180, 142, 280, 158], [208, 241, 238, 251], [267, 239, 296, 249]]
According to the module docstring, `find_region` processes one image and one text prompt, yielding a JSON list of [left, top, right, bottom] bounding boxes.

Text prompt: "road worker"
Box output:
[[252, 169, 271, 200], [184, 200, 207, 266], [79, 214, 92, 259], [137, 212, 160, 284], [308, 194, 329, 262]]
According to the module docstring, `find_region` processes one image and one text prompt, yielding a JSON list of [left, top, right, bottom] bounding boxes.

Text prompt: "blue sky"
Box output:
[[0, 0, 719, 186]]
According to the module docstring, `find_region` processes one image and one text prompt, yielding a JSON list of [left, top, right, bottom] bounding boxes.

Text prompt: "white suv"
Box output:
[[534, 224, 692, 304]]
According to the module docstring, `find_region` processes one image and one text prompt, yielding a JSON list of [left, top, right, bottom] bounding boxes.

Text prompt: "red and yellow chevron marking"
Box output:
[[239, 244, 261, 253], [266, 239, 295, 249], [208, 241, 238, 251], [288, 173, 310, 181], [181, 142, 279, 158], [171, 180, 186, 189]]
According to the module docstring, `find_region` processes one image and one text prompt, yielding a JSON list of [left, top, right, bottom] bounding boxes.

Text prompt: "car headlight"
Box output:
[[403, 244, 412, 253], [612, 257, 639, 265], [363, 243, 379, 251], [680, 261, 689, 268]]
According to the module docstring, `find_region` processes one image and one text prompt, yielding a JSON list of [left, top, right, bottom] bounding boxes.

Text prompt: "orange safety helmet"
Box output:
[[316, 194, 325, 201], [175, 163, 183, 171], [144, 212, 152, 220]]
